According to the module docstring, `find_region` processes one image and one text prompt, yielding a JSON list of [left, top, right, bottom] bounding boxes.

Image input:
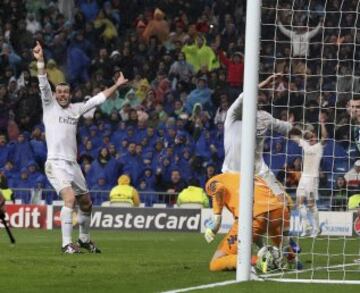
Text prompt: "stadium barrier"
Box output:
[[1, 204, 358, 236]]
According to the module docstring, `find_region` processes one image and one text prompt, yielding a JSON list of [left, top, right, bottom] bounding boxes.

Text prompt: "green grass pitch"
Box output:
[[0, 229, 359, 292]]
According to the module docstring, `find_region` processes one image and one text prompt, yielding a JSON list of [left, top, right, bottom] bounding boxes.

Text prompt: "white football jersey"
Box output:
[[299, 139, 323, 177], [222, 92, 292, 175], [39, 75, 106, 161]]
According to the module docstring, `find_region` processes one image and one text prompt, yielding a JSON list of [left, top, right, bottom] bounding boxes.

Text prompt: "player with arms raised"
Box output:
[[289, 114, 328, 237], [223, 73, 293, 199], [33, 41, 128, 253]]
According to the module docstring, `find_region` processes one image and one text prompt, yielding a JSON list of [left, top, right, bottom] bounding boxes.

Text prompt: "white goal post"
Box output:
[[237, 0, 261, 282]]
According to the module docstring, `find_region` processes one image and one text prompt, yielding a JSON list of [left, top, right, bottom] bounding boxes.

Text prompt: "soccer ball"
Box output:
[[255, 245, 282, 273]]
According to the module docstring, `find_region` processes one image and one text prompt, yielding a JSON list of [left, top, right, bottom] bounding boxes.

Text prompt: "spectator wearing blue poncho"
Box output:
[[12, 132, 34, 171], [195, 129, 220, 163], [66, 45, 91, 86], [138, 179, 158, 207], [0, 134, 14, 167], [26, 161, 42, 184], [29, 125, 47, 166], [110, 121, 126, 145], [79, 0, 100, 22], [172, 151, 192, 182], [139, 166, 156, 189], [184, 76, 213, 114], [145, 126, 158, 148], [1, 161, 17, 187], [88, 125, 102, 150], [88, 147, 121, 187], [91, 175, 111, 206], [79, 139, 98, 161], [121, 142, 143, 184], [13, 167, 32, 203]]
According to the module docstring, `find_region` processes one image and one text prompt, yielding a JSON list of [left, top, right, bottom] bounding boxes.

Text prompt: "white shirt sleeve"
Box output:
[[306, 22, 322, 39], [77, 92, 106, 116], [225, 92, 243, 126], [38, 74, 54, 105], [278, 21, 293, 38], [259, 110, 292, 135]]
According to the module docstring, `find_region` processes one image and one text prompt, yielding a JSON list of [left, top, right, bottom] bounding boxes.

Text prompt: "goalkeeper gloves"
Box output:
[[204, 228, 216, 243], [204, 215, 222, 243]]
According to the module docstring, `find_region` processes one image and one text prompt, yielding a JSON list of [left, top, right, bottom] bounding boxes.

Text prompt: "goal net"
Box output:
[[254, 0, 360, 283]]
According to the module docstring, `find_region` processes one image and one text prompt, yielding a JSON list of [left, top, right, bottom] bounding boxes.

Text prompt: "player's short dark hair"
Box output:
[[55, 82, 71, 90], [352, 94, 360, 101]]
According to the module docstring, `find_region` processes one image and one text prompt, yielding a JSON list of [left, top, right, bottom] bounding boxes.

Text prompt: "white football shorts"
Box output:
[[260, 169, 286, 196], [45, 159, 89, 195], [296, 176, 319, 200]]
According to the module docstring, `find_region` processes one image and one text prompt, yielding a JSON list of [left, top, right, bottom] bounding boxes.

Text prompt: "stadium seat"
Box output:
[[152, 203, 167, 208], [110, 202, 133, 208], [101, 201, 111, 207], [177, 203, 203, 209]]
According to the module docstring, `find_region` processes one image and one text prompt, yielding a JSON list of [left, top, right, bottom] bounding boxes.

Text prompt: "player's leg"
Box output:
[[307, 196, 319, 237], [73, 163, 101, 253], [250, 214, 268, 267], [76, 193, 91, 243], [45, 160, 80, 253], [209, 221, 238, 271], [296, 184, 310, 236], [59, 186, 80, 252]]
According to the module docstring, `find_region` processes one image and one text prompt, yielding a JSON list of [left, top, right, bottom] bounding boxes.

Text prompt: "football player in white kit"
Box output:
[[222, 73, 293, 198], [222, 74, 305, 261], [33, 41, 128, 253], [290, 116, 328, 237]]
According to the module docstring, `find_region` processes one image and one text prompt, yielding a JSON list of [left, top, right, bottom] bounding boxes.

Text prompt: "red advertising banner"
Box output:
[[354, 213, 360, 236], [1, 205, 48, 229]]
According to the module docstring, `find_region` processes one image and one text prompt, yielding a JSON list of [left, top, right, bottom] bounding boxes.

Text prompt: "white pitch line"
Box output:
[[259, 262, 360, 278], [161, 280, 238, 293], [162, 262, 360, 292]]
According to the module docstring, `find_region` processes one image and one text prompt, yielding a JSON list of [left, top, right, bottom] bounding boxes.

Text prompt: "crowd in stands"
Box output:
[[0, 0, 359, 208]]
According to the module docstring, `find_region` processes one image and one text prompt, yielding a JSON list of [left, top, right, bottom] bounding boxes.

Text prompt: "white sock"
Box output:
[[299, 205, 309, 228], [78, 209, 91, 243], [309, 205, 319, 233], [60, 206, 73, 247]]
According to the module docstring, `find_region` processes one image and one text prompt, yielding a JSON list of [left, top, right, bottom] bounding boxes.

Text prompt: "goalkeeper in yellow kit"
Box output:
[[204, 172, 296, 272]]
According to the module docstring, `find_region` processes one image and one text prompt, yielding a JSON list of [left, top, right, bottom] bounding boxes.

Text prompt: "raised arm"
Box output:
[[78, 72, 128, 116], [288, 127, 303, 144], [33, 41, 53, 105], [277, 21, 293, 38], [258, 73, 282, 89], [319, 113, 328, 145], [307, 20, 323, 39]]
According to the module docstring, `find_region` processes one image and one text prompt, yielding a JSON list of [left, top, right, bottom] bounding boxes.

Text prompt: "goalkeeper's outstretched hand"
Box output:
[[204, 215, 222, 243], [204, 228, 216, 243]]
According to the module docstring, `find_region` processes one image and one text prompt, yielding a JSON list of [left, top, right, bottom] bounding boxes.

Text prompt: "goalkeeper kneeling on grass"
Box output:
[[204, 172, 300, 272]]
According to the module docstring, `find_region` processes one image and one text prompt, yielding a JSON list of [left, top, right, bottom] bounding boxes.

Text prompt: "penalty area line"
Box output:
[[161, 280, 239, 293]]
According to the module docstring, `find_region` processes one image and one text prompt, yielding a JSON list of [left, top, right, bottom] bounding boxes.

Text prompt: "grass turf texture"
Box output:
[[0, 229, 359, 292]]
